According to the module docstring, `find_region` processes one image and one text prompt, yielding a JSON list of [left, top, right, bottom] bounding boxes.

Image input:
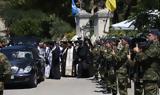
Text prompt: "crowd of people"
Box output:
[[92, 29, 160, 95], [36, 29, 160, 95], [0, 29, 160, 95], [37, 37, 94, 79], [36, 28, 160, 95]]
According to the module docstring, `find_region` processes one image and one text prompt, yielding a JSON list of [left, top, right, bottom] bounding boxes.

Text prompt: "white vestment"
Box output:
[[65, 46, 74, 76]]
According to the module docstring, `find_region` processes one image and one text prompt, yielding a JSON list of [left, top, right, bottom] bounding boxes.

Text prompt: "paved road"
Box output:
[[4, 77, 134, 95]]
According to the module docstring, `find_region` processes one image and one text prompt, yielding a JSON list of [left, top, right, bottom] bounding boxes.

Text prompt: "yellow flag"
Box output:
[[105, 0, 117, 12]]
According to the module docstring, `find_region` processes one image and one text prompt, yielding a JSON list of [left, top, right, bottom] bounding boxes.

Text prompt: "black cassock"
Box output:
[[77, 44, 92, 78], [61, 47, 77, 77], [50, 46, 61, 79]]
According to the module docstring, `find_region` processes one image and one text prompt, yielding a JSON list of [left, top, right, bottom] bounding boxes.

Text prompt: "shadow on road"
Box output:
[[94, 83, 107, 94], [4, 78, 46, 90], [86, 77, 108, 95], [4, 81, 44, 90], [94, 89, 107, 94], [4, 84, 33, 90]]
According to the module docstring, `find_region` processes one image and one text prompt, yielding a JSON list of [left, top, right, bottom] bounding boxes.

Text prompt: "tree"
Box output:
[[133, 0, 160, 31], [48, 14, 73, 39], [1, 9, 73, 39], [7, 0, 74, 26], [3, 0, 160, 38], [2, 9, 47, 36], [113, 0, 160, 31]]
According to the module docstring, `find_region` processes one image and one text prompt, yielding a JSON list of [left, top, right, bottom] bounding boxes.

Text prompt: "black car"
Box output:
[[0, 45, 45, 88]]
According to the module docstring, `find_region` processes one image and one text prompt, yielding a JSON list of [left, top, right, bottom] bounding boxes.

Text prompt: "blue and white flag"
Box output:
[[72, 0, 80, 16]]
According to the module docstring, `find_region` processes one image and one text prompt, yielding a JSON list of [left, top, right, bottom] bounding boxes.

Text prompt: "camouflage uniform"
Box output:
[[127, 54, 143, 95], [0, 53, 11, 95], [92, 44, 101, 80], [113, 45, 129, 95], [0, 38, 8, 48], [98, 45, 107, 81], [104, 46, 117, 95], [135, 41, 160, 95]]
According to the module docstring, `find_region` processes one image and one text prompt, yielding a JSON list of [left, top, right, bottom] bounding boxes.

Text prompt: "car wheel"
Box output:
[[39, 67, 45, 82], [39, 73, 45, 82], [29, 73, 37, 88]]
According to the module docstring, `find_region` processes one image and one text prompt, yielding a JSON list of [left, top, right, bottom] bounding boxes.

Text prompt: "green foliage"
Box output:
[[48, 14, 73, 39], [2, 9, 47, 26], [130, 0, 160, 31], [8, 0, 36, 9], [3, 0, 159, 40], [49, 15, 72, 35], [10, 18, 42, 36], [8, 0, 26, 7], [2, 9, 47, 36], [65, 31, 76, 40], [1, 0, 74, 40], [107, 30, 138, 38], [138, 0, 160, 10], [7, 0, 73, 26], [134, 11, 160, 31], [2, 9, 73, 39]]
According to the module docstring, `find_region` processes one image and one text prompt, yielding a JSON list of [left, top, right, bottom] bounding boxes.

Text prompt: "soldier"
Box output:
[[92, 40, 101, 80], [133, 29, 160, 95], [0, 52, 11, 95], [97, 39, 107, 82], [127, 42, 143, 95], [0, 38, 8, 48], [104, 39, 118, 95], [112, 37, 130, 95]]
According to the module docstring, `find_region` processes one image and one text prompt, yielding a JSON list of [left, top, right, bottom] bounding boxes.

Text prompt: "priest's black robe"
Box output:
[[50, 46, 61, 79]]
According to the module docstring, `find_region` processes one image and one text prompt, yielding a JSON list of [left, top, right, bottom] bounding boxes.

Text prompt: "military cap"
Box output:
[[121, 36, 131, 43], [138, 41, 149, 49], [148, 29, 160, 36]]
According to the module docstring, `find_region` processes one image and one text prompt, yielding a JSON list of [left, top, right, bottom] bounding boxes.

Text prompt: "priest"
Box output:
[[62, 41, 77, 77]]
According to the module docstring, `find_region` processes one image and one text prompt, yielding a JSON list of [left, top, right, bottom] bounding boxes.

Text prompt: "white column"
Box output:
[[75, 10, 92, 39], [93, 9, 113, 39]]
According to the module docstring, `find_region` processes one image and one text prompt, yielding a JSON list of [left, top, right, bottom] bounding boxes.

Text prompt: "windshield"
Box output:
[[1, 50, 33, 60]]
